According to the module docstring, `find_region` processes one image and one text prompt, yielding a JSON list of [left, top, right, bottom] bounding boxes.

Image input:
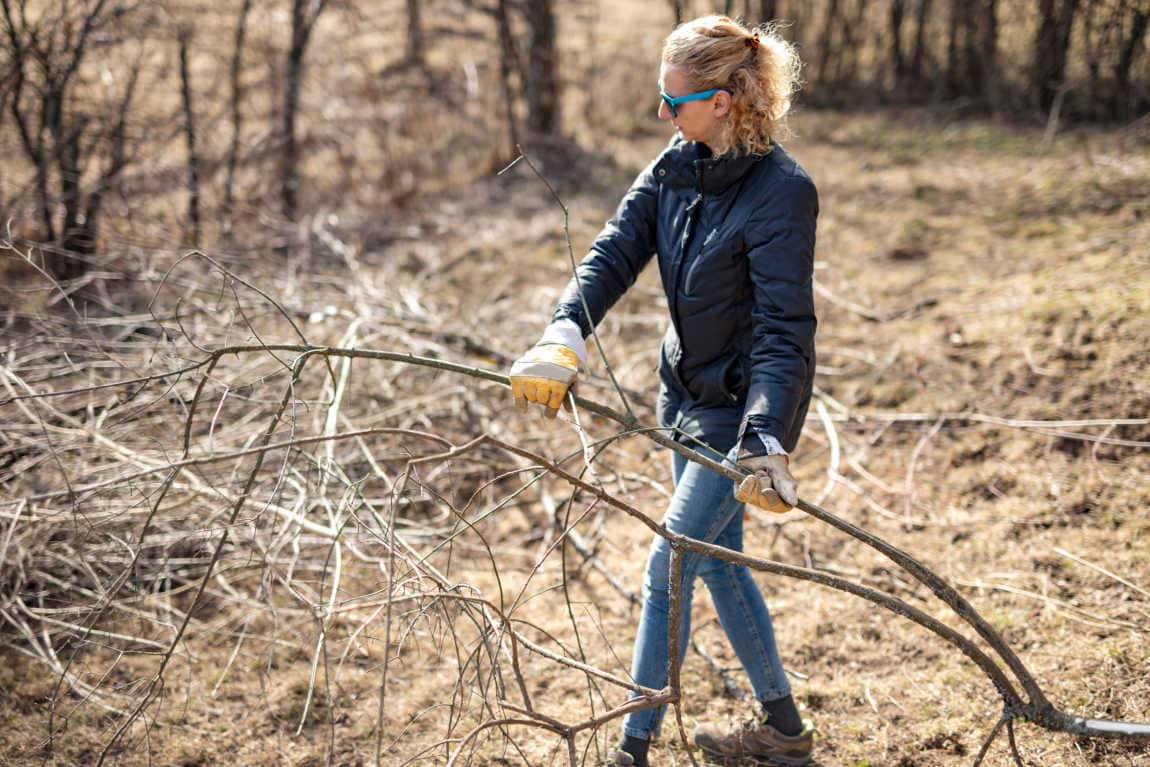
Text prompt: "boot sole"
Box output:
[[697, 744, 810, 766]]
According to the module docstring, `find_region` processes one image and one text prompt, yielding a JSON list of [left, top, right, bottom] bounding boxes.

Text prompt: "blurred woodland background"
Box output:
[[1, 1, 1149, 766], [0, 0, 1148, 269]]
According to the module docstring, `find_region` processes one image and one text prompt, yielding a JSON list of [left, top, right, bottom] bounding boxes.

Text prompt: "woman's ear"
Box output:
[[713, 90, 732, 118]]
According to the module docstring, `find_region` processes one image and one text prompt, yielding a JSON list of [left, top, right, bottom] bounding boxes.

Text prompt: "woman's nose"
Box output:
[[657, 99, 670, 120]]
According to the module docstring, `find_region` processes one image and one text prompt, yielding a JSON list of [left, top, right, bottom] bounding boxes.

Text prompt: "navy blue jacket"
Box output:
[[552, 137, 818, 456]]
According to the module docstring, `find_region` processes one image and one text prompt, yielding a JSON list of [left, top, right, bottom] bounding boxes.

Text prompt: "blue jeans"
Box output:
[[622, 444, 792, 740]]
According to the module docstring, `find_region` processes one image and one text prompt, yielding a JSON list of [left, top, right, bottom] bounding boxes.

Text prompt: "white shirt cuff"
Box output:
[[756, 434, 787, 456]]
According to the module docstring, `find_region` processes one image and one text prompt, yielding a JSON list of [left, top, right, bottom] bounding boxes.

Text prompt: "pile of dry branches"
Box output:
[[3, 184, 1149, 766]]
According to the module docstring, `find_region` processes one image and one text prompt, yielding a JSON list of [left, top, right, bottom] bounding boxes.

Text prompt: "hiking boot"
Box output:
[[605, 748, 636, 766], [694, 714, 813, 765]]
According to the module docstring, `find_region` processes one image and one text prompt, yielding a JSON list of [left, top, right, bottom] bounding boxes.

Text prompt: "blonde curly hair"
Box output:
[[662, 15, 801, 156]]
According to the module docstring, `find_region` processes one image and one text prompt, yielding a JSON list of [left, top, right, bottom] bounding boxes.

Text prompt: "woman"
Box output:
[[509, 15, 817, 767]]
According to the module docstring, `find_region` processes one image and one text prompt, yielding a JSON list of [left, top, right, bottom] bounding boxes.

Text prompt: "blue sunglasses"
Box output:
[[659, 82, 730, 117]]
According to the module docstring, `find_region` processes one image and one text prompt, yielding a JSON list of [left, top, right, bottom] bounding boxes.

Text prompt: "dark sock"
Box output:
[[617, 734, 650, 767], [760, 694, 803, 736]]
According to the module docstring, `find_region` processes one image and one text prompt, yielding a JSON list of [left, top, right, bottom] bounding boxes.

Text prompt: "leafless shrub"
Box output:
[[2, 174, 1148, 764]]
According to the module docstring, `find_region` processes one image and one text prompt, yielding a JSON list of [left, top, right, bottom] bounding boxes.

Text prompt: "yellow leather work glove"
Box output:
[[508, 343, 581, 418], [509, 319, 587, 418], [734, 453, 798, 513]]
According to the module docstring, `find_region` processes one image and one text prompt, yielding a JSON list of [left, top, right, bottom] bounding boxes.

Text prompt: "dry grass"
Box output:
[[3, 106, 1148, 767], [3, 0, 1150, 750]]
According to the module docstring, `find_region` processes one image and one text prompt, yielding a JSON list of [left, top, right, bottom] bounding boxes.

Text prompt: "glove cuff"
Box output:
[[538, 318, 588, 367]]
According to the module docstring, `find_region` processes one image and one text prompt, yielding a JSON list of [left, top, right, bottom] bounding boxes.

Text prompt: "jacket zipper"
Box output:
[[669, 162, 706, 387]]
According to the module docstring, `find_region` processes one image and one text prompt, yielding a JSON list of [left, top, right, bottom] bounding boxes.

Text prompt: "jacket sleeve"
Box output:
[[551, 160, 660, 337], [738, 174, 818, 454]]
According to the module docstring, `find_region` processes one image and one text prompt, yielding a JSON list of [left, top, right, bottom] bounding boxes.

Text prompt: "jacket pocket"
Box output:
[[683, 235, 743, 297], [685, 353, 741, 406], [720, 354, 748, 403]]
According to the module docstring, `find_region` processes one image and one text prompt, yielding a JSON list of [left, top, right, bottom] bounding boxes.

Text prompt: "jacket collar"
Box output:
[[655, 138, 766, 195]]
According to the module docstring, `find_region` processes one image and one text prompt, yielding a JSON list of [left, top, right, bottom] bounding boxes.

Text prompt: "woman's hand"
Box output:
[[508, 320, 587, 418], [734, 454, 798, 513], [508, 344, 580, 417]]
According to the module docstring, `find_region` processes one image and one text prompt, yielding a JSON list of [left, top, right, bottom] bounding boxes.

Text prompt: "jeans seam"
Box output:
[[732, 565, 791, 699], [727, 564, 777, 692]]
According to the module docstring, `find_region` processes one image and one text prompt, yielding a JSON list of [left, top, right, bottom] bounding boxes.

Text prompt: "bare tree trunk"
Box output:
[[1081, 3, 1102, 113], [178, 27, 201, 247], [833, 0, 869, 88], [1033, 0, 1082, 112], [55, 107, 89, 274], [495, 0, 520, 154], [282, 0, 329, 224], [944, 0, 994, 105], [2, 0, 130, 281], [979, 0, 999, 110], [961, 2, 981, 95], [223, 0, 252, 238], [910, 0, 933, 91], [78, 57, 139, 263], [405, 0, 424, 66], [2, 16, 56, 243], [1080, 1, 1123, 119], [20, 93, 54, 242], [945, 0, 964, 97], [890, 0, 907, 87], [817, 0, 840, 87], [282, 4, 304, 224], [1114, 5, 1149, 118], [522, 0, 559, 136], [668, 0, 682, 27], [574, 0, 601, 130], [941, 0, 997, 104], [759, 0, 778, 23]]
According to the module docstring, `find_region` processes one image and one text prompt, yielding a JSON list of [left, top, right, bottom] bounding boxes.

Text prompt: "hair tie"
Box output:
[[745, 35, 759, 49]]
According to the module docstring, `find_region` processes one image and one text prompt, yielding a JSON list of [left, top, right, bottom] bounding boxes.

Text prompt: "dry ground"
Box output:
[[2, 107, 1149, 767]]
